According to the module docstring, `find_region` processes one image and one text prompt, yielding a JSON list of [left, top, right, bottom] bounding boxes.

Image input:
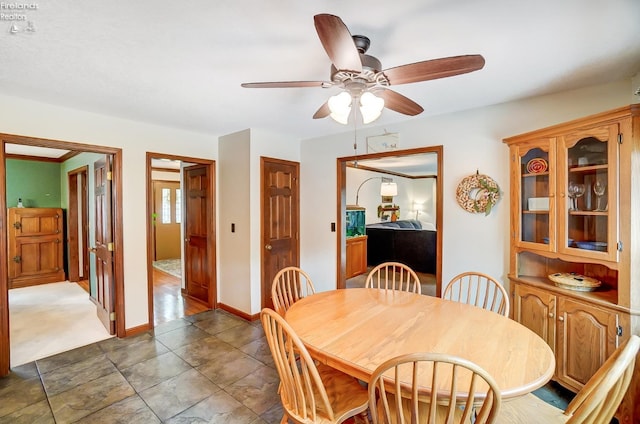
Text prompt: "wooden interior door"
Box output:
[[93, 156, 115, 334], [153, 181, 181, 260], [261, 157, 300, 310], [184, 164, 211, 305], [67, 167, 89, 283]]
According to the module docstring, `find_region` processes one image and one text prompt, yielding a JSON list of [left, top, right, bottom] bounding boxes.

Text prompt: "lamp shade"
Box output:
[[328, 92, 352, 125], [360, 92, 385, 124], [380, 182, 397, 197]]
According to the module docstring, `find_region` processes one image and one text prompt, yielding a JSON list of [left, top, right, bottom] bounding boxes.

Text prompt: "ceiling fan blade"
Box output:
[[383, 55, 485, 85], [314, 14, 362, 73], [375, 89, 424, 116], [241, 81, 329, 88], [313, 101, 330, 119]]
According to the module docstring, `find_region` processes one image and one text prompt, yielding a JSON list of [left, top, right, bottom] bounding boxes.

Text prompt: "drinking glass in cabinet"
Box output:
[[593, 178, 607, 211], [568, 182, 585, 211]]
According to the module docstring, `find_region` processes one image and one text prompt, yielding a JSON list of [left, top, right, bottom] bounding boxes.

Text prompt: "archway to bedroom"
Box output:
[[336, 146, 443, 295]]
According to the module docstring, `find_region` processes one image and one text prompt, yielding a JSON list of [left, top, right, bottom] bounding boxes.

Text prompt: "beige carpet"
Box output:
[[9, 281, 114, 367]]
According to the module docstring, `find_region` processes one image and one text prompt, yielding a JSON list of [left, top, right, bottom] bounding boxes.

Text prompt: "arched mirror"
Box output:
[[336, 146, 443, 295]]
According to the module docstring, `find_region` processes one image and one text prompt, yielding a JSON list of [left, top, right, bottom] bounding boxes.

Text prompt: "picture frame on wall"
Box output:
[[367, 133, 399, 153]]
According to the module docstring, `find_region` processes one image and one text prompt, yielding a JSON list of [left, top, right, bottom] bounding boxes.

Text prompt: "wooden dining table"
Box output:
[[285, 288, 555, 400]]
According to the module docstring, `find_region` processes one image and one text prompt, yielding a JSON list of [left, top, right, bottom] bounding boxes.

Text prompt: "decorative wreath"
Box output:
[[456, 172, 501, 216]]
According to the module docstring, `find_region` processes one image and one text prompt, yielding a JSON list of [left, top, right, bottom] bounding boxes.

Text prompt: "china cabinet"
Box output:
[[7, 207, 66, 288], [504, 105, 640, 424]]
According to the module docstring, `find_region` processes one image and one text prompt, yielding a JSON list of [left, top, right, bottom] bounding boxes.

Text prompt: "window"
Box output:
[[161, 188, 172, 224], [175, 189, 182, 224]]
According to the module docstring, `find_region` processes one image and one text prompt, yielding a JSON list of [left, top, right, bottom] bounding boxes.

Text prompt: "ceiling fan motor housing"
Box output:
[[330, 53, 387, 88]]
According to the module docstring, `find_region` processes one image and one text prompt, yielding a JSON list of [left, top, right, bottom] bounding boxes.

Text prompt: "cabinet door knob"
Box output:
[[265, 244, 273, 251], [558, 316, 564, 322], [548, 313, 554, 318]]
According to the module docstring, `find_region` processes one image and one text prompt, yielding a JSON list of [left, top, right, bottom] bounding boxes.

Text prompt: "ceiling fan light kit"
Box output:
[[242, 14, 485, 125], [360, 91, 385, 124], [328, 91, 352, 124], [328, 90, 385, 125]]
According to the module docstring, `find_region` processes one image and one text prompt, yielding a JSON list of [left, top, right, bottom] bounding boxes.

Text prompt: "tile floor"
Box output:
[[1, 307, 579, 424], [1, 309, 283, 423]]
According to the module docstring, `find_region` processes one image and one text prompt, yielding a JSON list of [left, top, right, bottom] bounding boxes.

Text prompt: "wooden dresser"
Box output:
[[7, 207, 65, 289], [503, 105, 640, 424]]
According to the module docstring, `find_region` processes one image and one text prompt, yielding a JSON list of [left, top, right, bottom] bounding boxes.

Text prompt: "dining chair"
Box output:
[[260, 308, 370, 424], [368, 352, 501, 424], [499, 334, 640, 423], [365, 262, 421, 294], [271, 266, 316, 316], [442, 271, 509, 316]]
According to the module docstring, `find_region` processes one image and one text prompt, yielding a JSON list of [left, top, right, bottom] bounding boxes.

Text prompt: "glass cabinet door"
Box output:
[[557, 124, 619, 261], [512, 139, 555, 250]]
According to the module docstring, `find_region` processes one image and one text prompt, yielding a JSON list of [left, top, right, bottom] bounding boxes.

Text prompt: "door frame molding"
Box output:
[[0, 133, 124, 376], [145, 152, 216, 328], [336, 146, 444, 292]]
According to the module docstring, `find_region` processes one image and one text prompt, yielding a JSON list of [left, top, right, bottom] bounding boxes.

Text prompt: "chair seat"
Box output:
[[312, 363, 370, 423], [497, 394, 567, 423]]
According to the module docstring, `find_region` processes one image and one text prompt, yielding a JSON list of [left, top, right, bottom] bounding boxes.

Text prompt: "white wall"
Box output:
[[218, 128, 300, 315], [300, 80, 633, 293], [219, 130, 252, 313], [346, 167, 437, 226], [0, 94, 217, 329]]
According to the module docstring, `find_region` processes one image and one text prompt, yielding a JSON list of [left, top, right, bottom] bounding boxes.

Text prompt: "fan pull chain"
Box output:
[[352, 96, 359, 165]]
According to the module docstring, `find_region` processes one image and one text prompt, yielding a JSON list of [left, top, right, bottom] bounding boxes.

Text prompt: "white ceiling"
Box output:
[[2, 1, 639, 141], [4, 144, 70, 158], [350, 153, 438, 177]]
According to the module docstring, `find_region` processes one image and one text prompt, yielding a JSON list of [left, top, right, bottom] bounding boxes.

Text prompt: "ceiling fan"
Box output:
[[241, 14, 485, 125]]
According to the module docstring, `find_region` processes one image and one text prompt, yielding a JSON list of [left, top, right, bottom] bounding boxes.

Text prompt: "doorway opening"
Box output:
[[0, 134, 124, 376], [336, 146, 443, 294], [146, 153, 216, 327]]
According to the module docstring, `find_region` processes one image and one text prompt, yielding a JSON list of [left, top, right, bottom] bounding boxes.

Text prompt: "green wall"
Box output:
[[6, 159, 62, 208]]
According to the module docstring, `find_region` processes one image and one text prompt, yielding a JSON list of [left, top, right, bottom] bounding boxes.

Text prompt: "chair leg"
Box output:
[[280, 412, 290, 424]]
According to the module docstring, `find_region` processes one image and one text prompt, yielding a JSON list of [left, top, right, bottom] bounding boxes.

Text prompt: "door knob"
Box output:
[[265, 244, 272, 250]]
